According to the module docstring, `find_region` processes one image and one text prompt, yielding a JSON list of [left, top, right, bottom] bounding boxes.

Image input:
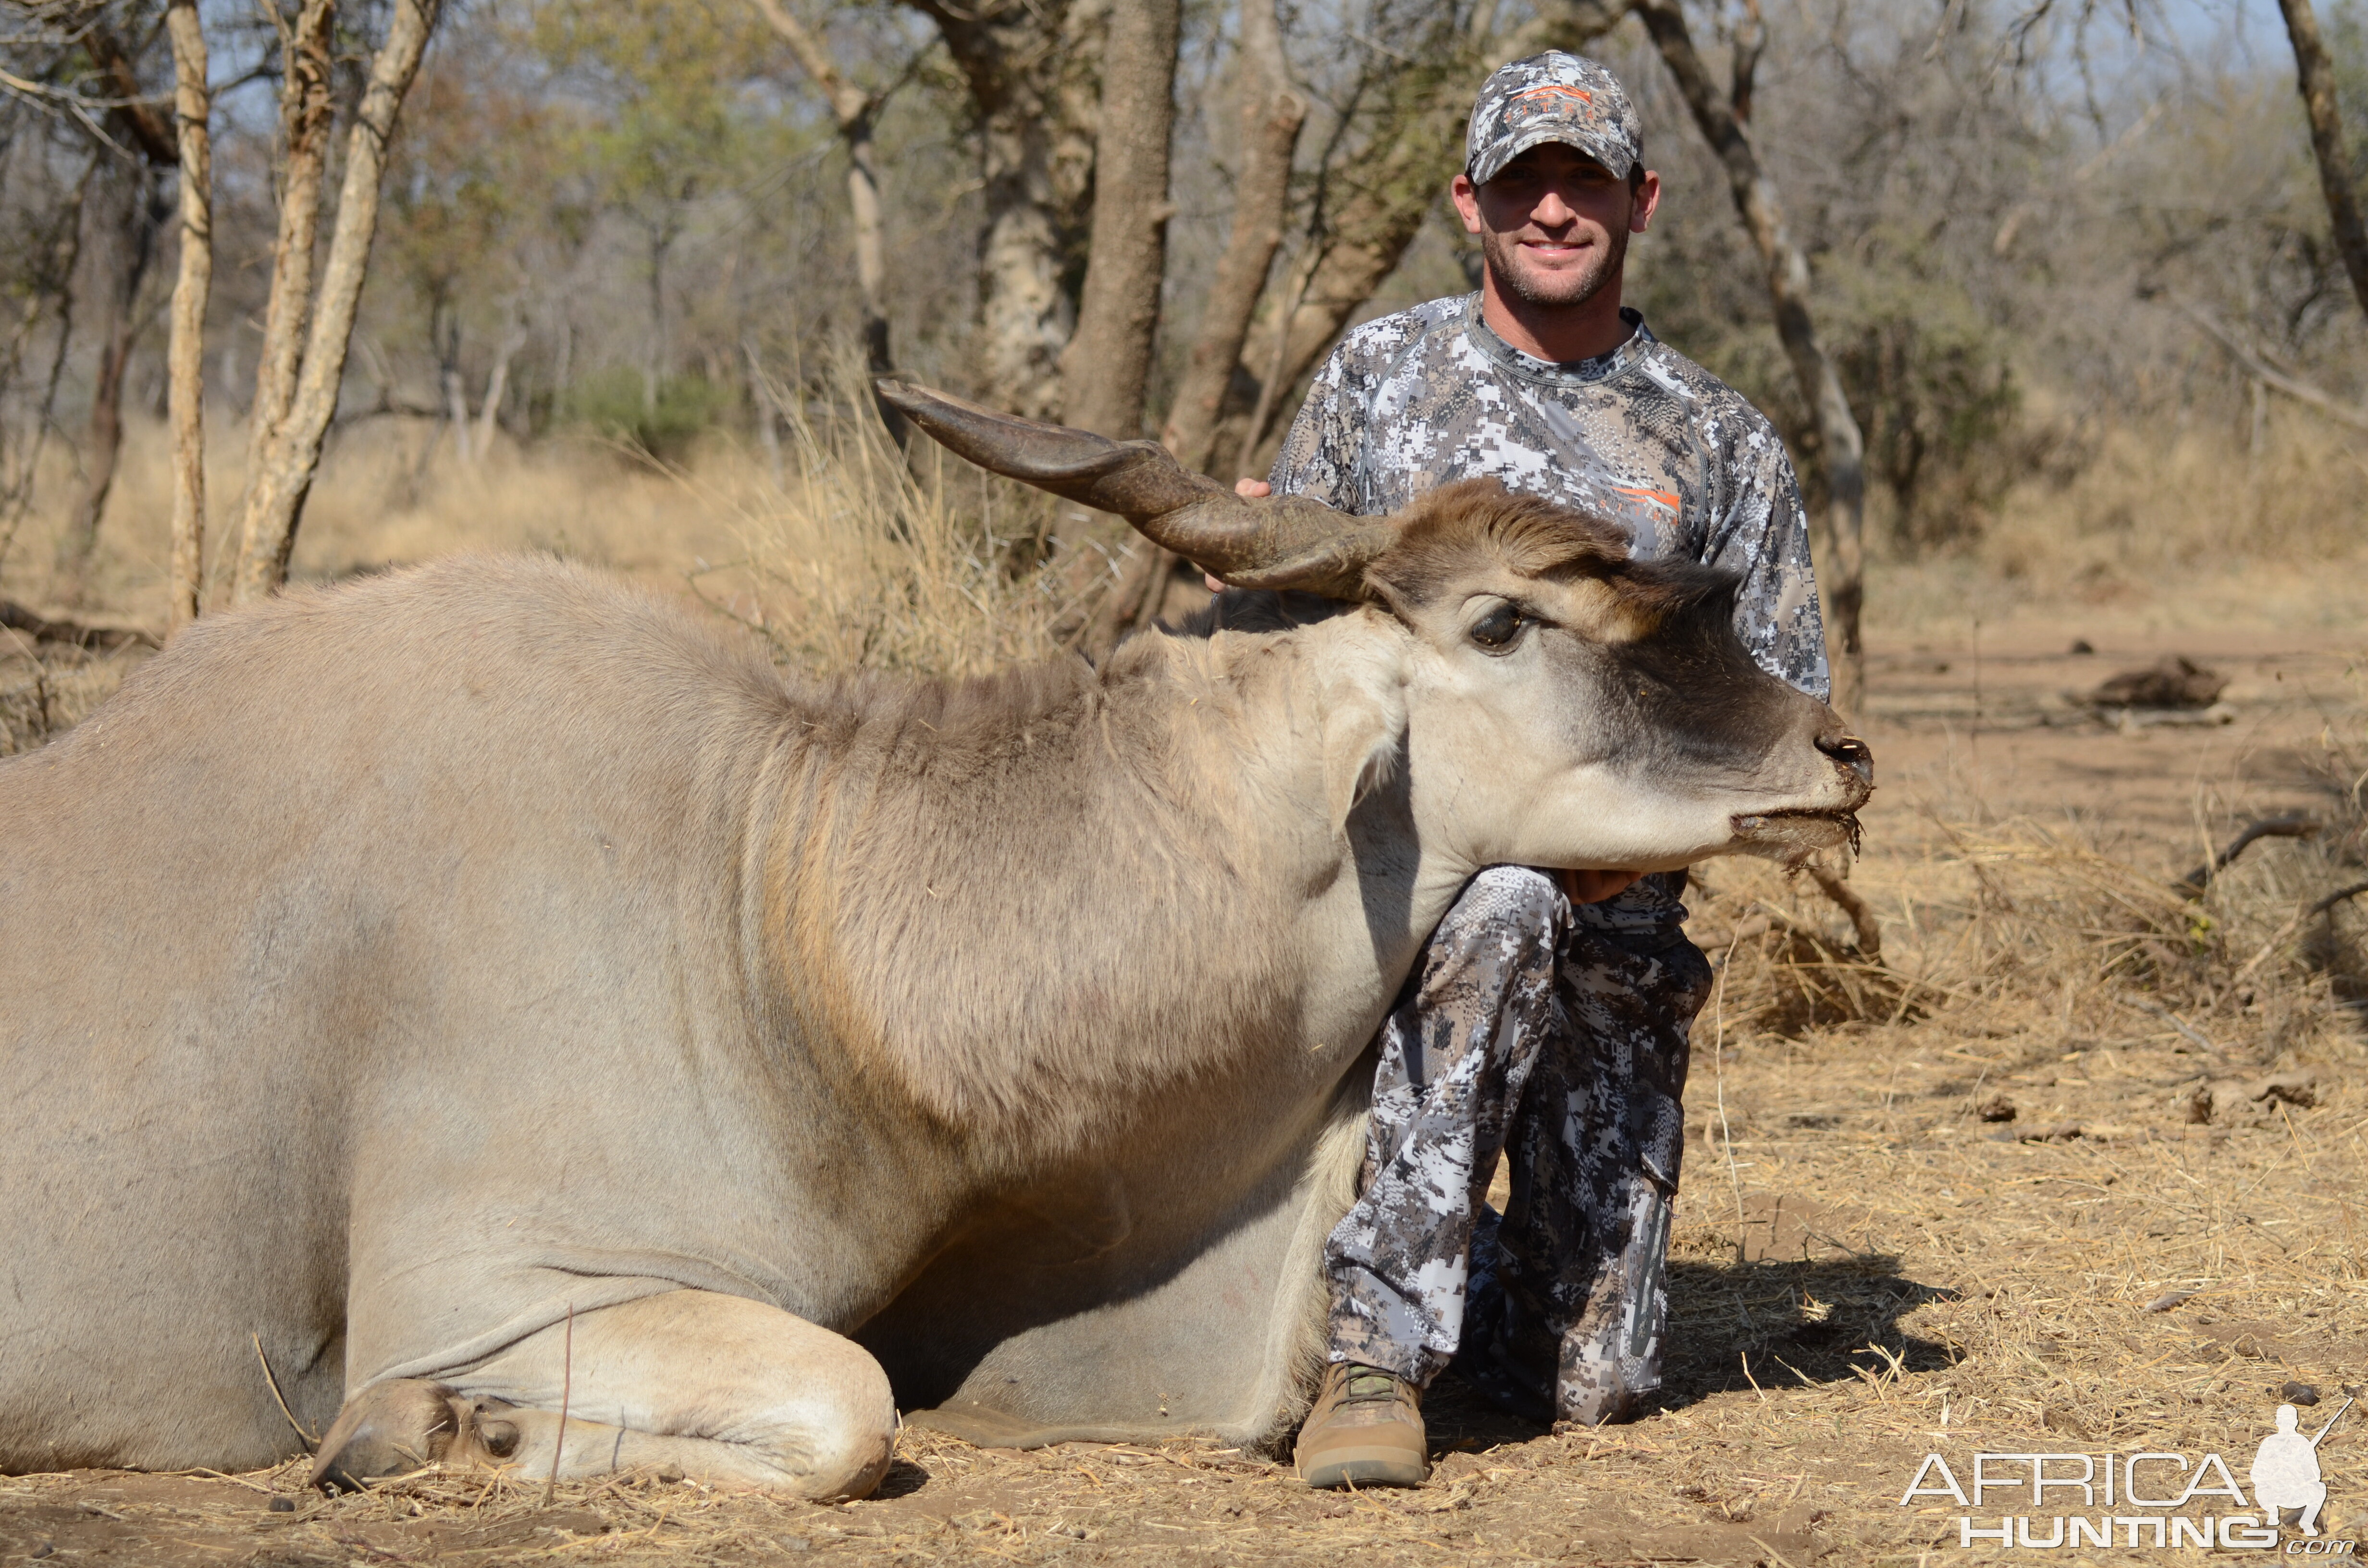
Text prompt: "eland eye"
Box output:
[[1469, 604, 1526, 650]]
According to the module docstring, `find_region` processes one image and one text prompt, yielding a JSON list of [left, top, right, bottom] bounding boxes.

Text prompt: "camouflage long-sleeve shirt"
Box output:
[[1269, 294, 1829, 701]]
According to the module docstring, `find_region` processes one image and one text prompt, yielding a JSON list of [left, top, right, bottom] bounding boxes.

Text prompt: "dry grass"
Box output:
[[0, 637, 141, 757], [0, 362, 1128, 752], [6, 393, 2368, 1563], [1699, 810, 2368, 1065], [1868, 404, 2368, 643], [691, 360, 1108, 678], [1990, 406, 2368, 576]]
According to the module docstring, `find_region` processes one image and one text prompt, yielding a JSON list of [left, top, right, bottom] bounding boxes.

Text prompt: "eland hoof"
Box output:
[[308, 1380, 520, 1492]]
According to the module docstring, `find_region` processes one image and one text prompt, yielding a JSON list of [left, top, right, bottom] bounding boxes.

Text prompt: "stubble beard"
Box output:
[[1482, 220, 1629, 312]]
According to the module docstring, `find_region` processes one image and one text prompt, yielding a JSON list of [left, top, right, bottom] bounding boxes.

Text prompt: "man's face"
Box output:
[[1451, 143, 1661, 312]]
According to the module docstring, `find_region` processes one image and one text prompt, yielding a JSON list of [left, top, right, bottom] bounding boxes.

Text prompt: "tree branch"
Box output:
[[748, 0, 865, 124], [234, 0, 442, 601], [2167, 294, 2368, 432], [164, 0, 210, 631], [1632, 0, 1867, 717], [239, 0, 335, 504], [1731, 0, 1765, 122], [1059, 0, 1181, 441], [2273, 0, 2368, 319], [81, 16, 178, 166], [1159, 0, 1303, 476]]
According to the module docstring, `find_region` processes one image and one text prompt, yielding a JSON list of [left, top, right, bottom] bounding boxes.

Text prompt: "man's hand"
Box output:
[[1205, 478, 1275, 591], [1562, 869, 1641, 904]]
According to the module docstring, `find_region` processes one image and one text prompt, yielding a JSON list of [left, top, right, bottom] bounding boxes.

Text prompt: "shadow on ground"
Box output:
[[1417, 1255, 1958, 1456], [1659, 1256, 1959, 1411]]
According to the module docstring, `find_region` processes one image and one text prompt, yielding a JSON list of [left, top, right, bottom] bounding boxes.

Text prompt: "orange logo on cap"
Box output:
[[1513, 85, 1594, 109]]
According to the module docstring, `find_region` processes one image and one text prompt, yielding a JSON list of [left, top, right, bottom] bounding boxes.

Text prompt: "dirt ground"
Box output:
[[5, 598, 2366, 1566]]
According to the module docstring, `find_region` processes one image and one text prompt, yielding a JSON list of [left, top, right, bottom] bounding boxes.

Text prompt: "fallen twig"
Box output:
[[254, 1331, 319, 1449], [544, 1303, 573, 1507], [0, 597, 158, 649], [2306, 880, 2368, 920], [2118, 997, 2226, 1060], [1806, 861, 1882, 956], [2231, 884, 2368, 985], [2177, 817, 2320, 894]]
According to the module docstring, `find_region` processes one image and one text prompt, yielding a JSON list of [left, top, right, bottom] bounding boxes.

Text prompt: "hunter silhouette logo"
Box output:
[[2254, 1398, 2350, 1537], [1897, 1396, 2356, 1550]]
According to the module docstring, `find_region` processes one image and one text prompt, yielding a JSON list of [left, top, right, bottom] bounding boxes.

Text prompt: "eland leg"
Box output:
[[314, 1290, 896, 1499]]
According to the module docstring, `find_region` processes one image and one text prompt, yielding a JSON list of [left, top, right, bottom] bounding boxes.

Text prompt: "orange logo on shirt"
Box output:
[[1613, 484, 1680, 511]]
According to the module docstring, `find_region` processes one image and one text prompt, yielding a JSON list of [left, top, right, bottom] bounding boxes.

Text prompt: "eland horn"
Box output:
[[873, 379, 1396, 600]]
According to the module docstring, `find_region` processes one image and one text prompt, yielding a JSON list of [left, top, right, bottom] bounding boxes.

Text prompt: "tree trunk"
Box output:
[[551, 315, 572, 421], [1233, 167, 1460, 471], [57, 305, 130, 595], [1204, 0, 1618, 475], [1220, 9, 1588, 476], [1159, 0, 1303, 475], [241, 0, 337, 507], [1632, 0, 1866, 718], [2273, 0, 2368, 319], [743, 338, 783, 484], [443, 364, 473, 465], [748, 0, 905, 440], [847, 129, 891, 372], [233, 0, 442, 603], [642, 230, 668, 417], [56, 172, 162, 601], [1089, 0, 1303, 649], [81, 16, 181, 168], [478, 325, 525, 455], [165, 0, 212, 632], [1060, 0, 1180, 441], [908, 0, 1102, 420]]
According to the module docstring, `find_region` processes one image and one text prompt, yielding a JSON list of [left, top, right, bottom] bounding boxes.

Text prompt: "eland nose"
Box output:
[[1817, 733, 1875, 787]]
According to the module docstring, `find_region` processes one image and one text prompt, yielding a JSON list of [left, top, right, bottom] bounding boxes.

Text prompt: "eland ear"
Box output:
[[1319, 636, 1409, 835]]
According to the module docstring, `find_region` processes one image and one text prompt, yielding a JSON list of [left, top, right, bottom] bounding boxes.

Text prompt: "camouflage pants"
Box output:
[[1322, 867, 1714, 1426]]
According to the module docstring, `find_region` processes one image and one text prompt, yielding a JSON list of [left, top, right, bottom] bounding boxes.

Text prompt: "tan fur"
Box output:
[[0, 496, 1865, 1483], [1267, 1071, 1379, 1442]]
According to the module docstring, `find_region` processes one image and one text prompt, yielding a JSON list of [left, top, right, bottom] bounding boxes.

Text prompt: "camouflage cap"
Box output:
[[1465, 52, 1643, 186]]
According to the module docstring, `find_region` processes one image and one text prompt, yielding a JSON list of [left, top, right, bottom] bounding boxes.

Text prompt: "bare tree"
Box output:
[[238, 0, 335, 520], [1059, 0, 1180, 441], [905, 0, 1101, 420], [1215, 1, 1623, 476], [48, 9, 182, 601], [164, 0, 210, 631], [749, 0, 930, 444], [2272, 0, 2368, 320], [1095, 0, 1304, 646], [476, 318, 527, 456], [0, 155, 87, 580], [1159, 0, 1304, 473], [78, 13, 180, 165], [749, 0, 892, 374], [233, 0, 443, 603], [52, 166, 162, 599], [1223, 41, 1476, 475], [1632, 0, 1867, 717]]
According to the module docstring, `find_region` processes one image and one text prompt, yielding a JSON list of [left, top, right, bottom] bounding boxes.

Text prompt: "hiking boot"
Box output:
[[1295, 1361, 1429, 1488]]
